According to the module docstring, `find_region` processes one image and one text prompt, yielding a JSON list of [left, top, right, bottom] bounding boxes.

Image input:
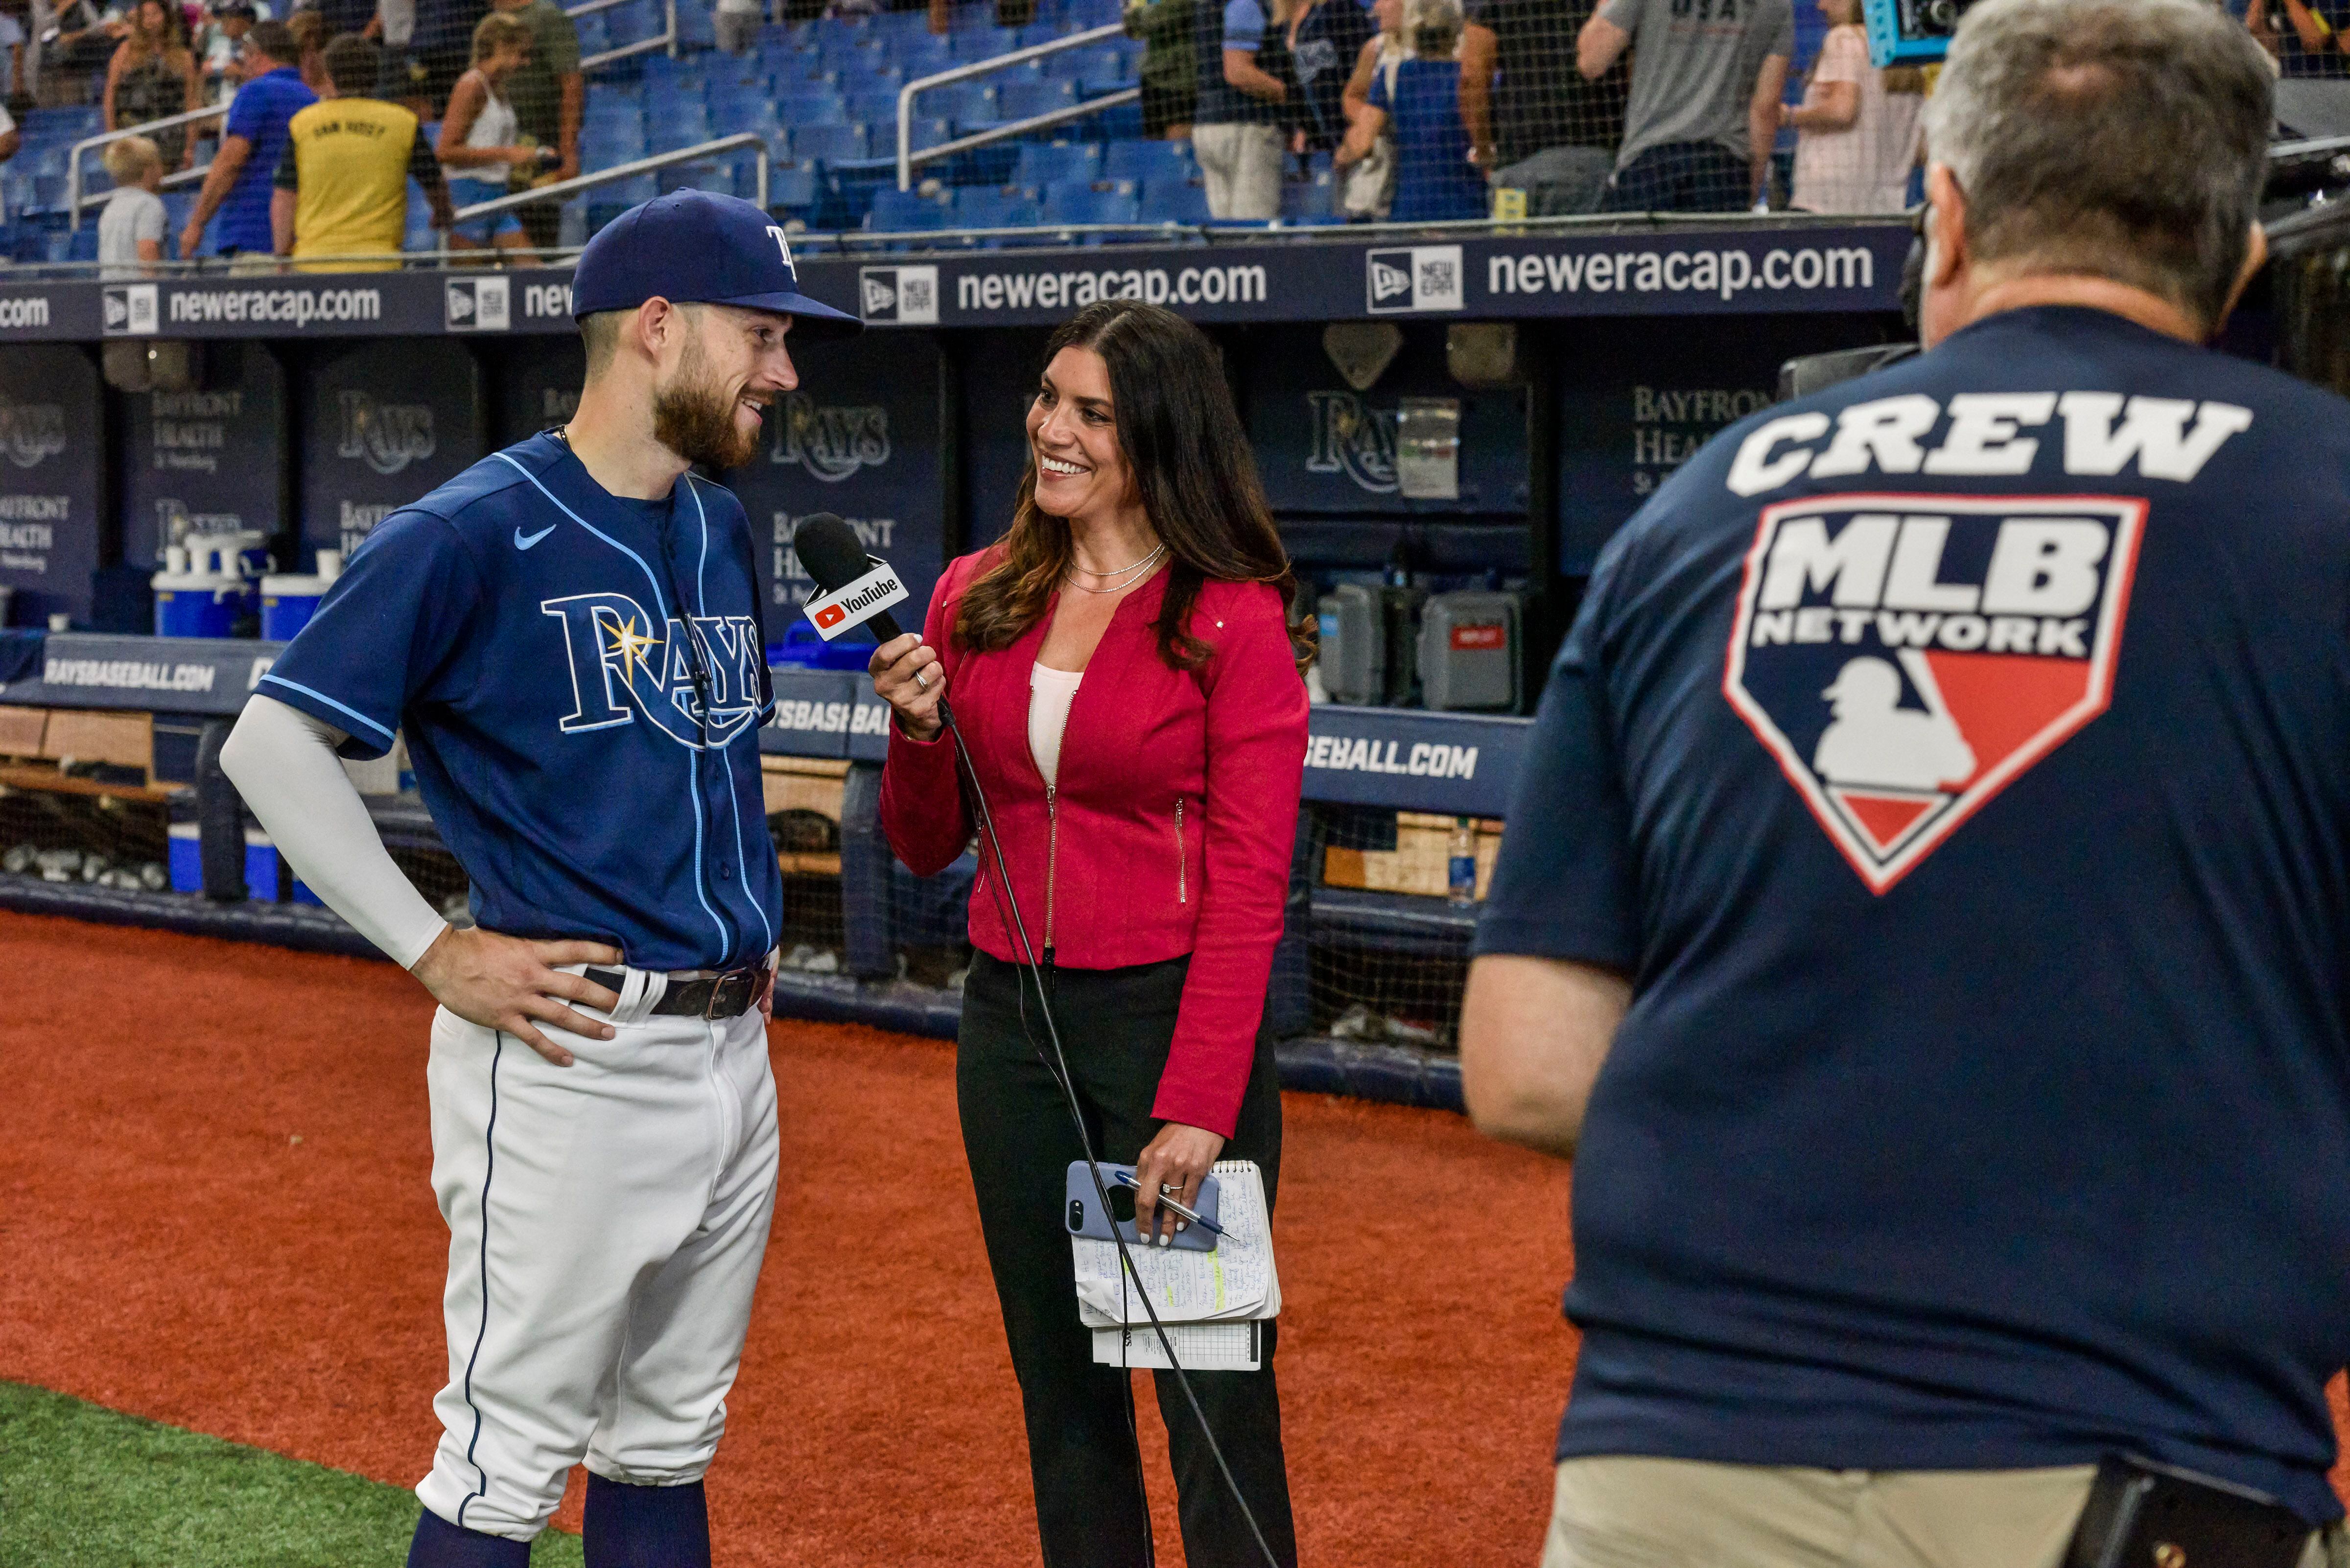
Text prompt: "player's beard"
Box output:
[[652, 337, 766, 471]]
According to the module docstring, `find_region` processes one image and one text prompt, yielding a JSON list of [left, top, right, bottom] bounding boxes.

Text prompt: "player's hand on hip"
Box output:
[[1132, 1122, 1225, 1247], [870, 632, 944, 743], [409, 926, 626, 1066]]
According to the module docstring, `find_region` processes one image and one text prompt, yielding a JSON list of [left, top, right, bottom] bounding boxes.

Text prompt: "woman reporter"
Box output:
[[871, 299, 1312, 1568]]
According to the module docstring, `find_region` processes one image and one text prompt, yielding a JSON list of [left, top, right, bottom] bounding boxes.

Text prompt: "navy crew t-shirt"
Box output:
[[262, 432, 783, 975], [1475, 306, 2350, 1521]]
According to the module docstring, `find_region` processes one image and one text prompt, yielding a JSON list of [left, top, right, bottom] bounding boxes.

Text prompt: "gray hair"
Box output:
[[1924, 0, 2272, 330]]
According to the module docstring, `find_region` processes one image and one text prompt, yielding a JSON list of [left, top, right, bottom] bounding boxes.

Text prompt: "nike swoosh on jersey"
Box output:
[[515, 524, 557, 551]]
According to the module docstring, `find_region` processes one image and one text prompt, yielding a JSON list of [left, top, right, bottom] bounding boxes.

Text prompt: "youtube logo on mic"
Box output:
[[802, 562, 909, 641]]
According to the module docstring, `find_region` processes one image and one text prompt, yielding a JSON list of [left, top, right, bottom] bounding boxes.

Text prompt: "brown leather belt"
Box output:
[[585, 962, 772, 1021]]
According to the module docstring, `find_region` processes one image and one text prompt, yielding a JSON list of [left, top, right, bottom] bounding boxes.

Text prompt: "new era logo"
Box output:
[[859, 265, 939, 326], [1365, 247, 1464, 315], [446, 277, 511, 332], [1723, 493, 2146, 892], [101, 283, 157, 336]]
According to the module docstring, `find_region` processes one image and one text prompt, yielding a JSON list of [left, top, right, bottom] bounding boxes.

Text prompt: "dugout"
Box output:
[[0, 215, 1933, 1105]]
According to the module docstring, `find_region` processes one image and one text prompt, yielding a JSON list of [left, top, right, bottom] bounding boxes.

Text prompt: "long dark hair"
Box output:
[[954, 301, 1317, 675]]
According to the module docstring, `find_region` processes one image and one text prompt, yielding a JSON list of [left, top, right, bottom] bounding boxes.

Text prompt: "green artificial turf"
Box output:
[[0, 1381, 585, 1568]]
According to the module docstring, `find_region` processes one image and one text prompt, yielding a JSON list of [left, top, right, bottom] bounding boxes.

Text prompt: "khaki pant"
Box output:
[[1542, 1456, 2331, 1568], [1193, 121, 1282, 221]]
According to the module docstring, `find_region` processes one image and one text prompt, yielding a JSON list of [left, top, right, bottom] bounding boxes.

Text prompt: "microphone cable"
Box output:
[[934, 694, 1285, 1568]]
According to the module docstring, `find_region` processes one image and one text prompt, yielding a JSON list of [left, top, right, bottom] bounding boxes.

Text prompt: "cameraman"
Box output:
[[1461, 0, 2350, 1561]]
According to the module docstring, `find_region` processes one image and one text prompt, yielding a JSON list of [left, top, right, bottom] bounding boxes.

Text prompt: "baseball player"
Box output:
[[219, 190, 859, 1568]]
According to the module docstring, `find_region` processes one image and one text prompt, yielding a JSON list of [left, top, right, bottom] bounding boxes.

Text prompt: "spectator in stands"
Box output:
[[1336, 0, 1403, 216], [0, 0, 28, 100], [296, 0, 375, 40], [487, 0, 573, 250], [177, 17, 308, 262], [372, 0, 422, 111], [47, 0, 134, 100], [1193, 0, 1289, 218], [714, 0, 759, 52], [1579, 0, 1791, 211], [97, 130, 165, 271], [1289, 0, 1373, 151], [1462, 0, 1624, 216], [195, 0, 258, 102], [271, 31, 452, 266], [1335, 0, 1482, 218], [436, 10, 538, 255], [104, 0, 200, 164], [408, 0, 486, 112], [1783, 0, 1921, 213], [2248, 0, 2349, 74], [0, 98, 19, 174], [1126, 0, 1198, 140], [285, 4, 327, 87]]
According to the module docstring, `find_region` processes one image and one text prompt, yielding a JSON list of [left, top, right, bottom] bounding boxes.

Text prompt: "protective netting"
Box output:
[[1298, 800, 1492, 1053], [0, 779, 171, 890]]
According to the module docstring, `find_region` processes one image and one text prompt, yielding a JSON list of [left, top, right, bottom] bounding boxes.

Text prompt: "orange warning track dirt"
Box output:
[[0, 912, 1581, 1565]]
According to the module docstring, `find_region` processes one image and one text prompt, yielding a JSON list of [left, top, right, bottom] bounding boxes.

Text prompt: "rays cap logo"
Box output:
[[1723, 493, 2145, 892], [570, 190, 862, 338]]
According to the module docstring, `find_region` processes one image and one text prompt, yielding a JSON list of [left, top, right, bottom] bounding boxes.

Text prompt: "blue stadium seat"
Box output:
[[1013, 141, 1101, 187], [1074, 48, 1132, 93], [955, 185, 1042, 229], [1041, 178, 1137, 226], [709, 96, 782, 140], [846, 90, 903, 129], [778, 91, 849, 125], [651, 113, 717, 152], [998, 79, 1080, 124], [933, 82, 999, 127], [1280, 171, 1339, 224], [889, 34, 955, 73], [1138, 176, 1209, 223], [65, 225, 98, 263], [770, 162, 821, 211], [1013, 20, 1069, 47], [867, 186, 951, 232], [1104, 138, 1191, 184], [790, 123, 870, 164], [574, 12, 611, 50], [676, 0, 717, 49], [904, 115, 955, 153], [1090, 98, 1146, 139]]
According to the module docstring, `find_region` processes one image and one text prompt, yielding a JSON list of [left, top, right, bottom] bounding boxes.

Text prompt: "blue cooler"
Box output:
[[167, 821, 203, 893], [260, 548, 341, 642], [152, 546, 241, 638]]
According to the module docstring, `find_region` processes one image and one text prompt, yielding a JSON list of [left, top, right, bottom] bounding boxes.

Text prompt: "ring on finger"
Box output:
[[914, 666, 930, 689], [1159, 1182, 1184, 1196]]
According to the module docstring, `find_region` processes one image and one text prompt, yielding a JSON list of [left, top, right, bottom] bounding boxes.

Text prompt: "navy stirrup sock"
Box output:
[[407, 1507, 532, 1568], [583, 1474, 713, 1568]]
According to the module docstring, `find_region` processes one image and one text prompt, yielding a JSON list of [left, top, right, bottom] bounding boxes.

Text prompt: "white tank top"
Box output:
[[1028, 663, 1083, 788], [440, 75, 519, 186]]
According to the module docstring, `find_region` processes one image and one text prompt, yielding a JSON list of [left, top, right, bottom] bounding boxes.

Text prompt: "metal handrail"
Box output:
[[66, 102, 230, 231], [896, 20, 1128, 190], [579, 0, 680, 71], [451, 131, 770, 219]]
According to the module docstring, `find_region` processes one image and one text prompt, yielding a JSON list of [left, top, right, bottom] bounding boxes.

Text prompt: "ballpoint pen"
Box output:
[[1113, 1170, 1227, 1240]]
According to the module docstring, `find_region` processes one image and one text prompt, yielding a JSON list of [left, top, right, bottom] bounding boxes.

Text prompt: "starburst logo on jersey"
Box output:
[[1723, 493, 2145, 892], [540, 592, 766, 749]]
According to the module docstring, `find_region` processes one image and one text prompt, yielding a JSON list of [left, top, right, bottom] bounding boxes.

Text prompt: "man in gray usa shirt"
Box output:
[[1579, 0, 1793, 212]]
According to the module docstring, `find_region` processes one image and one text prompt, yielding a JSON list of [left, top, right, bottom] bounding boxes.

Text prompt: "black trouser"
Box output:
[[959, 951, 1298, 1568]]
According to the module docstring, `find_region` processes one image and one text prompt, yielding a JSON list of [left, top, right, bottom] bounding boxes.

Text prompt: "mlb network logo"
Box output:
[[101, 283, 159, 337], [859, 265, 939, 326], [1724, 493, 2146, 892], [445, 276, 512, 332], [1365, 246, 1464, 315]]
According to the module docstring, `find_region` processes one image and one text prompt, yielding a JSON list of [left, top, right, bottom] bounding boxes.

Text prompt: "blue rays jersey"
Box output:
[[261, 431, 782, 973], [1476, 306, 2350, 1521]]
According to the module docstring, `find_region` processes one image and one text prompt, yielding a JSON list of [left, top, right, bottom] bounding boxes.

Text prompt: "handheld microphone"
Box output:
[[793, 513, 911, 644]]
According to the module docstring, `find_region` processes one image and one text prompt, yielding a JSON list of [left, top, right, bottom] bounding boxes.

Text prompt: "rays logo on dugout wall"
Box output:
[[1723, 493, 2145, 892], [0, 399, 66, 468], [540, 592, 766, 749], [337, 390, 437, 476], [1305, 391, 1397, 492], [772, 393, 890, 481]]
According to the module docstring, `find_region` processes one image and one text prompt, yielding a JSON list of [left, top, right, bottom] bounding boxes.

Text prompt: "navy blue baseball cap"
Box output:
[[571, 190, 861, 338]]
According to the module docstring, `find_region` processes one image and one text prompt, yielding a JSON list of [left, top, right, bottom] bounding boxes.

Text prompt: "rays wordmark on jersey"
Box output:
[[542, 592, 765, 748], [1722, 493, 2146, 892]]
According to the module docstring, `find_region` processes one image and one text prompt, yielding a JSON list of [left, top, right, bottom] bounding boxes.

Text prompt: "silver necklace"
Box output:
[[1063, 542, 1166, 594]]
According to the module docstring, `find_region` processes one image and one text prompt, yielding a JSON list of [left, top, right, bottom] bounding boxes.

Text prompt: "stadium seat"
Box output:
[[845, 91, 904, 130], [1279, 171, 1339, 224], [950, 25, 1018, 61], [65, 225, 98, 263], [1013, 141, 1101, 187], [868, 186, 952, 233], [929, 82, 999, 127], [778, 91, 849, 125], [1138, 176, 1209, 224], [790, 123, 870, 164], [955, 185, 1042, 230], [1041, 178, 1138, 227], [890, 34, 955, 74], [1104, 138, 1191, 184], [770, 162, 821, 211], [998, 79, 1080, 125]]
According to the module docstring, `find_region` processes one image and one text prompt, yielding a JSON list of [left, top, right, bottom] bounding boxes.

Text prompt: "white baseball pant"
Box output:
[[415, 967, 779, 1540]]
